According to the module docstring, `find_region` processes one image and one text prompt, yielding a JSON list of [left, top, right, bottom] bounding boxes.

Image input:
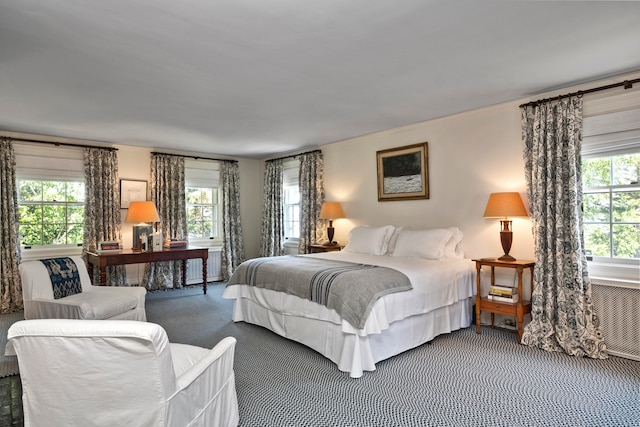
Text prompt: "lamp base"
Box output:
[[498, 254, 516, 261], [132, 225, 153, 251], [498, 229, 515, 261]]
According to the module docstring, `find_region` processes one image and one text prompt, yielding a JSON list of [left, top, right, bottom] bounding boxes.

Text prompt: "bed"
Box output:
[[223, 225, 476, 378]]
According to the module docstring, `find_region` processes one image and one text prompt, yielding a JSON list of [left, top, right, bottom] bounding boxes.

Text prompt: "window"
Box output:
[[283, 160, 300, 240], [583, 153, 640, 259], [186, 186, 219, 240], [17, 179, 85, 247], [184, 159, 221, 243], [14, 142, 85, 250], [283, 183, 300, 238], [581, 85, 640, 280]]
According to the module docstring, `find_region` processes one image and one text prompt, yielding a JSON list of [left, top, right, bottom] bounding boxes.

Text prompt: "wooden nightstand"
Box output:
[[307, 244, 342, 253], [472, 258, 535, 341]]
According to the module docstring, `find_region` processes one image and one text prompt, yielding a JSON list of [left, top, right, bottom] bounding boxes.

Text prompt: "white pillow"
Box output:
[[385, 226, 403, 255], [444, 227, 464, 258], [391, 228, 454, 259], [343, 225, 395, 256]]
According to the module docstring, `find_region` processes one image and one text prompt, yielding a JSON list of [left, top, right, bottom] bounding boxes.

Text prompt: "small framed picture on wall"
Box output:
[[120, 179, 147, 209]]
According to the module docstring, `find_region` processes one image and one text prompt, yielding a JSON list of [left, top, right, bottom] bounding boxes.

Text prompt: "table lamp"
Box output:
[[319, 202, 345, 246], [483, 192, 528, 261], [125, 201, 160, 251]]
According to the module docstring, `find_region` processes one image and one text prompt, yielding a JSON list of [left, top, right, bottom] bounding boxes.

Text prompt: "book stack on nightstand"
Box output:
[[488, 284, 519, 303]]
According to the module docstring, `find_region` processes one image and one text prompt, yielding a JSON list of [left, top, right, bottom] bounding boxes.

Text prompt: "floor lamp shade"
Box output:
[[125, 201, 160, 251], [483, 192, 528, 261], [319, 202, 345, 246]]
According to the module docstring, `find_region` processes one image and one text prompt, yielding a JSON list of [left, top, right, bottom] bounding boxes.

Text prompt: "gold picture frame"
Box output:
[[376, 142, 429, 201]]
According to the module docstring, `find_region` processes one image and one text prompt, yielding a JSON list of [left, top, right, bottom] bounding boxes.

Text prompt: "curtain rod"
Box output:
[[151, 151, 238, 163], [519, 78, 640, 108], [266, 149, 322, 163], [6, 137, 117, 151]]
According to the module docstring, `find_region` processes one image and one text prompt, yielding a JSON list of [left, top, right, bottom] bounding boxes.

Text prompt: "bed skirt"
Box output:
[[226, 289, 473, 378]]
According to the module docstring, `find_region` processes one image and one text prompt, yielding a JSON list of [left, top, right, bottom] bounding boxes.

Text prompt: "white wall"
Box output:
[[322, 98, 534, 262]]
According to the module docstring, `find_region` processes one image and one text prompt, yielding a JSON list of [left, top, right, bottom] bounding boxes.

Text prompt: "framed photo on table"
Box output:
[[120, 179, 147, 209], [376, 142, 429, 201]]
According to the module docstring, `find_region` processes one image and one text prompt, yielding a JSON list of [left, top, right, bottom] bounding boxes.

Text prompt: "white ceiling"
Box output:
[[1, 1, 639, 159]]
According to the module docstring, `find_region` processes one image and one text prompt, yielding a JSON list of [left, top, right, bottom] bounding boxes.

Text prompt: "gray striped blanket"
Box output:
[[227, 255, 412, 329]]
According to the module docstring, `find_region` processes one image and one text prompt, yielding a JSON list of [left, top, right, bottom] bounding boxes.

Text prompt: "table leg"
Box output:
[[516, 267, 524, 340], [99, 267, 107, 286], [202, 256, 207, 294], [181, 260, 187, 287], [475, 263, 481, 334]]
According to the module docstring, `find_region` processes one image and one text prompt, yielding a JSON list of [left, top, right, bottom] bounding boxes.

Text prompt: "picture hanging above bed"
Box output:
[[376, 142, 429, 201]]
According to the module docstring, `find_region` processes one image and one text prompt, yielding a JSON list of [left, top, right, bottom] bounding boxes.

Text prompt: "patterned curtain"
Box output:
[[260, 159, 284, 257], [0, 138, 23, 313], [83, 147, 127, 286], [298, 151, 325, 254], [520, 97, 607, 359], [143, 154, 187, 290], [221, 161, 245, 280]]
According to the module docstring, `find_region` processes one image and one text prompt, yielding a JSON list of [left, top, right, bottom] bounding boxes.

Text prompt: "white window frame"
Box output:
[[184, 159, 222, 246], [582, 86, 640, 282], [14, 143, 85, 260], [283, 159, 300, 246]]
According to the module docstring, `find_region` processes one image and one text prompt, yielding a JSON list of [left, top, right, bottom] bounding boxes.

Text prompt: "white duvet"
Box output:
[[223, 251, 476, 336]]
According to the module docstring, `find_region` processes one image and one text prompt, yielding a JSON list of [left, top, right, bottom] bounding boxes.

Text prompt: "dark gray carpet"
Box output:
[[147, 283, 640, 427]]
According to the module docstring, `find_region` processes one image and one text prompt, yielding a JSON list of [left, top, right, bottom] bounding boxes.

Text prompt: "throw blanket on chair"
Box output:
[[40, 257, 83, 299], [227, 255, 412, 329]]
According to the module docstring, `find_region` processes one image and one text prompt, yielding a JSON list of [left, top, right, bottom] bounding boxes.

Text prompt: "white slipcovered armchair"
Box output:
[[6, 319, 240, 427], [19, 256, 146, 321]]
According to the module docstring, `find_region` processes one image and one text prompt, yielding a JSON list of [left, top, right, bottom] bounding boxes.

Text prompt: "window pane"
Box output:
[[43, 224, 67, 245], [582, 157, 611, 187], [612, 224, 640, 258], [19, 224, 42, 246], [67, 224, 84, 245], [42, 182, 66, 202], [186, 188, 201, 204], [18, 180, 42, 201], [612, 191, 640, 222], [584, 224, 611, 257], [66, 182, 85, 202], [583, 192, 610, 222], [18, 205, 42, 223], [68, 205, 85, 223], [43, 205, 66, 223], [612, 153, 640, 186]]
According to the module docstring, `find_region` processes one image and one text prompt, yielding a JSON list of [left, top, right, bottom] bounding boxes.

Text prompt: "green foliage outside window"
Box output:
[[186, 186, 218, 239], [583, 153, 640, 259], [18, 180, 85, 246]]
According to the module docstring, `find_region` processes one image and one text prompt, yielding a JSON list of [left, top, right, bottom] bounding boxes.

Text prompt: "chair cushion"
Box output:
[[40, 257, 82, 299], [62, 289, 139, 319]]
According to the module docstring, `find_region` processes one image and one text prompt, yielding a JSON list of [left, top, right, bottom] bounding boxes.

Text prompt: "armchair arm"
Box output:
[[167, 337, 239, 427]]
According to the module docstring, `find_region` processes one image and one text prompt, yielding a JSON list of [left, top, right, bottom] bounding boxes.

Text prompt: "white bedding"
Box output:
[[223, 251, 476, 377]]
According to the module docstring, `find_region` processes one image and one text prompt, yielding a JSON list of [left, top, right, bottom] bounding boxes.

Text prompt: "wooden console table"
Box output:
[[85, 247, 209, 293]]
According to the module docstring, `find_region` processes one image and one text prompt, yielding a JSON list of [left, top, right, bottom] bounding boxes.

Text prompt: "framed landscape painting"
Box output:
[[376, 142, 429, 201]]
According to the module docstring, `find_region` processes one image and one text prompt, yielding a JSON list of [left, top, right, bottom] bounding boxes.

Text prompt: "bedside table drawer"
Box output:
[[480, 298, 517, 316]]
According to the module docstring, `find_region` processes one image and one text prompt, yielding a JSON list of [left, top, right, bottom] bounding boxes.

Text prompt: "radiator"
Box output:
[[591, 279, 640, 361], [186, 248, 223, 284]]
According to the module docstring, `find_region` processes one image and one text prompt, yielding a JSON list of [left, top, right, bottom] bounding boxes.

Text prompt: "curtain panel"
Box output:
[[298, 151, 325, 253], [260, 159, 284, 257], [0, 138, 23, 313], [521, 97, 607, 359], [221, 161, 245, 280], [83, 147, 127, 286], [143, 154, 187, 290]]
